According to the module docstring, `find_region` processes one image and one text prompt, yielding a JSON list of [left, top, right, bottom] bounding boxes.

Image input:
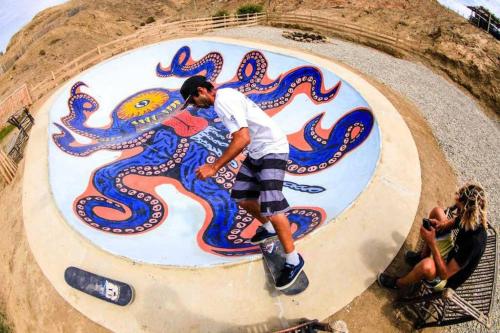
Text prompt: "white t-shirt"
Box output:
[[214, 88, 289, 159]]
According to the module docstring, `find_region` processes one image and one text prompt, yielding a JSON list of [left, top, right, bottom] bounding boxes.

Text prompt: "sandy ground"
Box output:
[[0, 64, 457, 332]]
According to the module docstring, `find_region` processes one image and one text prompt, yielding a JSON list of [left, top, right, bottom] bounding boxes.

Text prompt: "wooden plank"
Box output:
[[0, 150, 16, 179]]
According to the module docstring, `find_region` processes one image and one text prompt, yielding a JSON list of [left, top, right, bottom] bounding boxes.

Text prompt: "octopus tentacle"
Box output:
[[59, 81, 139, 142], [247, 67, 341, 111], [287, 108, 374, 174], [52, 124, 103, 156], [176, 143, 246, 254], [52, 125, 156, 157], [218, 51, 280, 92], [74, 128, 189, 233], [211, 207, 325, 256], [62, 82, 100, 139], [156, 46, 223, 82]]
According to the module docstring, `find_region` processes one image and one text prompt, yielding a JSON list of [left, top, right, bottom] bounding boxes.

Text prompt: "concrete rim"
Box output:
[[22, 36, 420, 332]]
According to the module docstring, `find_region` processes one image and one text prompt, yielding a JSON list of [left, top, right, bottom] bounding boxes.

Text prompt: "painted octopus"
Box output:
[[53, 46, 375, 256]]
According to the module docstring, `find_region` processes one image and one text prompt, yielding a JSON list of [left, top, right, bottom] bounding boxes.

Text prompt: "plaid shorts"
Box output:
[[231, 153, 290, 217]]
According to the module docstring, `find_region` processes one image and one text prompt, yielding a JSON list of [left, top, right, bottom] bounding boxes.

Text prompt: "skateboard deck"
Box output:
[[64, 266, 134, 306], [259, 238, 309, 295]]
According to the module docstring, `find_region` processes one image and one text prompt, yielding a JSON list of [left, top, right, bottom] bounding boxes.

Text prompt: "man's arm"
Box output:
[[196, 127, 250, 180]]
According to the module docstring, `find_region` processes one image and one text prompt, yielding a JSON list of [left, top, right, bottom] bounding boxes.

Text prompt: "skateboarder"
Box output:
[[180, 75, 304, 290]]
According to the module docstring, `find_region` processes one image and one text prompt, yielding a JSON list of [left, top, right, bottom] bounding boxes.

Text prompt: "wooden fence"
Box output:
[[0, 84, 32, 125], [0, 13, 264, 127], [266, 12, 417, 54], [29, 13, 266, 100], [0, 150, 17, 184], [0, 11, 420, 126]]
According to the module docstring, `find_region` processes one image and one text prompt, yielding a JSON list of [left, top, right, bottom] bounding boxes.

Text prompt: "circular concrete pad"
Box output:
[[23, 37, 420, 332], [47, 38, 380, 267]]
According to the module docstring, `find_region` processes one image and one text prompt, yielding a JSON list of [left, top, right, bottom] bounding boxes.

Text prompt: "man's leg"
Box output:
[[240, 199, 295, 253], [238, 199, 268, 224], [268, 213, 294, 254], [257, 153, 294, 254]]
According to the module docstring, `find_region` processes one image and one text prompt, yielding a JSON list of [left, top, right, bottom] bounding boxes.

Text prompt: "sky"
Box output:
[[0, 0, 499, 53], [438, 0, 500, 18], [0, 0, 68, 52]]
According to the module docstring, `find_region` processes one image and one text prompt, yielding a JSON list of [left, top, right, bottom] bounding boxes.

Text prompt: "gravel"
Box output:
[[206, 26, 500, 333]]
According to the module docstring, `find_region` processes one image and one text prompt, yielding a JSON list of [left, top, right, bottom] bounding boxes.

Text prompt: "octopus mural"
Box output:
[[51, 44, 375, 259]]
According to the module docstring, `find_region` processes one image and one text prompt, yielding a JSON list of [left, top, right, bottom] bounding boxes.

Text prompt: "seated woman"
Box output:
[[378, 183, 488, 290]]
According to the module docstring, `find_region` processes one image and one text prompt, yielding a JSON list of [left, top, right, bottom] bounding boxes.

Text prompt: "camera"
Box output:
[[422, 218, 433, 230]]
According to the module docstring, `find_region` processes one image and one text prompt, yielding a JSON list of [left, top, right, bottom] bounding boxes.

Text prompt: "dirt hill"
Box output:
[[0, 0, 498, 120]]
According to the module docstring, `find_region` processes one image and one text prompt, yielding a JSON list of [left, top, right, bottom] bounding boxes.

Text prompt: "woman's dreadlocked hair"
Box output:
[[457, 183, 488, 231]]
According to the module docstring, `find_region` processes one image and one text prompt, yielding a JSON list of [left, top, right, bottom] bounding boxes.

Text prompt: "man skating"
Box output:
[[180, 75, 304, 289]]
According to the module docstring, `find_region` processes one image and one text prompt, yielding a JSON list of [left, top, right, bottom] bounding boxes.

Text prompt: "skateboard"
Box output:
[[64, 266, 134, 306], [259, 238, 309, 295]]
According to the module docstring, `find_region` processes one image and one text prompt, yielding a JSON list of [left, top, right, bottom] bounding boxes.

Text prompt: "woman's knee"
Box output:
[[419, 258, 437, 279], [429, 206, 447, 221]]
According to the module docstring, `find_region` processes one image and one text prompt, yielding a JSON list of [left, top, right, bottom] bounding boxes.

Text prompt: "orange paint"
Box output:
[[245, 63, 253, 77], [351, 126, 361, 140], [162, 110, 208, 136]]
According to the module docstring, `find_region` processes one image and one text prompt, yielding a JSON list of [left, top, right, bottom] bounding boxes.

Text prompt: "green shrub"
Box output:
[[0, 124, 15, 142], [145, 16, 155, 24], [236, 4, 263, 16], [39, 49, 46, 56], [0, 311, 11, 333]]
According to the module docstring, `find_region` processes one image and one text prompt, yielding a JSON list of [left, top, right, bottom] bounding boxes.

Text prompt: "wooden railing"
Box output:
[[0, 150, 17, 184], [27, 13, 265, 100], [1, 11, 420, 127], [266, 12, 417, 54], [0, 84, 32, 125]]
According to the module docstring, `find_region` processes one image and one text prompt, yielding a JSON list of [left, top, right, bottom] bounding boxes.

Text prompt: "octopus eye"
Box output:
[[135, 99, 150, 108]]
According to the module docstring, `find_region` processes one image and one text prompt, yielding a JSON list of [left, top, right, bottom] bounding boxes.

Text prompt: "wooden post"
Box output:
[[0, 150, 16, 184], [51, 71, 55, 80], [24, 84, 33, 105], [487, 13, 491, 33], [2, 151, 16, 175], [0, 161, 13, 184], [97, 46, 101, 55]]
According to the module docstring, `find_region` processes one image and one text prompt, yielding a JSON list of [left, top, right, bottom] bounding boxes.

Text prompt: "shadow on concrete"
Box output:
[[136, 275, 297, 332], [136, 282, 234, 332], [226, 316, 315, 333], [360, 231, 406, 275]]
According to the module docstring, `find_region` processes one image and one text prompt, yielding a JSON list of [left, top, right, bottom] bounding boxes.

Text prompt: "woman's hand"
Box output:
[[420, 225, 436, 246], [429, 218, 445, 231]]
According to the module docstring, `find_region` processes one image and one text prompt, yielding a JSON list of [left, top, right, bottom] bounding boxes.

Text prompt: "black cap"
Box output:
[[180, 75, 207, 109]]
